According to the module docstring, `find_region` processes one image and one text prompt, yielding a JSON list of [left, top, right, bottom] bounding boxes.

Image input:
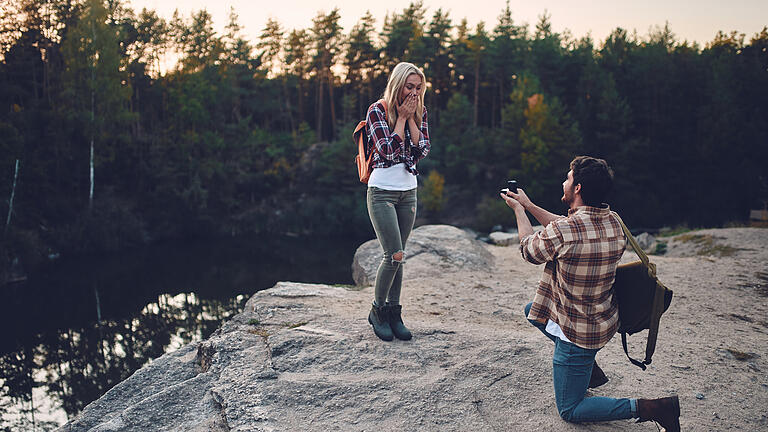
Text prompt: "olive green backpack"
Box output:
[[612, 212, 674, 370]]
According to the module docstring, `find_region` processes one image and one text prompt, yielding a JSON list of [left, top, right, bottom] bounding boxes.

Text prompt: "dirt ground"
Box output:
[[322, 227, 768, 431]]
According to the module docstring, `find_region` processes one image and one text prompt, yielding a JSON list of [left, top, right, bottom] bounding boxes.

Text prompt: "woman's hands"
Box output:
[[394, 94, 420, 144], [397, 93, 418, 119]]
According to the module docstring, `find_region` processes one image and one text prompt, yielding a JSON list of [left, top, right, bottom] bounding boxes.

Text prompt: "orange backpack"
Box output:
[[354, 99, 387, 184]]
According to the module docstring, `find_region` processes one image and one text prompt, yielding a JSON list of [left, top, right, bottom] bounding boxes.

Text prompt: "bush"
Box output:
[[474, 196, 513, 232], [420, 170, 446, 215], [57, 195, 145, 254]]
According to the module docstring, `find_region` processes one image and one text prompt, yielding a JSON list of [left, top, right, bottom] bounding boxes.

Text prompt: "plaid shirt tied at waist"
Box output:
[[521, 205, 627, 349], [366, 101, 430, 175]]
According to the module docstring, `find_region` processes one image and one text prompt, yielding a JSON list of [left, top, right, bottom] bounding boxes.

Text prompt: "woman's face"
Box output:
[[399, 73, 423, 104]]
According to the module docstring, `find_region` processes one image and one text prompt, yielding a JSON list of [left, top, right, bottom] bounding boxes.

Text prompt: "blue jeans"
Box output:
[[524, 302, 637, 423]]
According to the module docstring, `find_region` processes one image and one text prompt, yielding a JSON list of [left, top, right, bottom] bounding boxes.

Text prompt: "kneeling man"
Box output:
[[501, 156, 680, 431]]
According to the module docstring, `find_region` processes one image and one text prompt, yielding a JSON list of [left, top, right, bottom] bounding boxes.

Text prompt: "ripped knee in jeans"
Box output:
[[391, 250, 406, 264]]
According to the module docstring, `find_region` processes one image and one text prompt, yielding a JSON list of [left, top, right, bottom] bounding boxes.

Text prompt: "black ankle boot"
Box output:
[[637, 396, 680, 432], [588, 361, 609, 388], [368, 303, 394, 341], [385, 304, 412, 340]]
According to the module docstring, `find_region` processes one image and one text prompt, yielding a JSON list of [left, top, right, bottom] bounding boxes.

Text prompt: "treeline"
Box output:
[[1, 0, 767, 271]]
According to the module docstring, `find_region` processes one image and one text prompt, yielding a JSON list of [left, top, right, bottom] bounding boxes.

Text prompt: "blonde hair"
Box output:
[[382, 62, 426, 129]]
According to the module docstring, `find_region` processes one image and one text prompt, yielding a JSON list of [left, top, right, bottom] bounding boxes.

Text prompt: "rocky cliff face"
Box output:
[[58, 226, 768, 432]]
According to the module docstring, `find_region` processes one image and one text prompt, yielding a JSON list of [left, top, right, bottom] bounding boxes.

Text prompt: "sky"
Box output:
[[126, 0, 766, 47]]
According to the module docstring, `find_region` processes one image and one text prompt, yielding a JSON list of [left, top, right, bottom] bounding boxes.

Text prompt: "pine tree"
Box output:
[[60, 0, 132, 211], [345, 11, 379, 114], [285, 29, 310, 126], [310, 9, 342, 139]]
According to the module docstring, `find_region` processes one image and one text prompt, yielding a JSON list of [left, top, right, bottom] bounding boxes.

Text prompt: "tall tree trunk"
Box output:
[[297, 75, 304, 125], [89, 18, 96, 212], [134, 83, 144, 197], [90, 81, 95, 212], [473, 58, 480, 127], [358, 88, 364, 117], [89, 139, 94, 211], [45, 41, 53, 107], [499, 77, 505, 126], [327, 66, 336, 138], [367, 75, 374, 109], [31, 53, 40, 103], [4, 159, 19, 235], [491, 78, 497, 128], [316, 71, 324, 139], [282, 77, 295, 133]]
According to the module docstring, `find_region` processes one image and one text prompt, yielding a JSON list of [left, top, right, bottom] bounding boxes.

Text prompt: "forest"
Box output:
[[1, 0, 767, 279]]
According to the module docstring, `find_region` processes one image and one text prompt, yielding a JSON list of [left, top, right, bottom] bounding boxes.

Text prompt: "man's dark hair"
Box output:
[[569, 156, 614, 207]]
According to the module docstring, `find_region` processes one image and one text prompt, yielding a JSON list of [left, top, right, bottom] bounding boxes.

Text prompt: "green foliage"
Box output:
[[57, 195, 145, 254], [439, 93, 476, 179], [60, 0, 134, 170], [657, 225, 693, 237], [381, 2, 426, 67], [420, 170, 445, 214], [676, 233, 741, 257], [1, 0, 767, 266], [474, 196, 512, 232], [346, 11, 379, 109], [497, 75, 582, 211]]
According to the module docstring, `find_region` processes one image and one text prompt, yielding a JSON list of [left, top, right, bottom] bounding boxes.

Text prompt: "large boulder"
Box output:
[[57, 282, 352, 432], [635, 232, 657, 253], [488, 225, 544, 247], [351, 224, 494, 286], [489, 232, 518, 246]]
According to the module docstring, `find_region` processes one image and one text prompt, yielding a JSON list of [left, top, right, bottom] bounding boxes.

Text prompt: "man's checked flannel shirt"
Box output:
[[521, 205, 627, 349], [366, 100, 430, 175]]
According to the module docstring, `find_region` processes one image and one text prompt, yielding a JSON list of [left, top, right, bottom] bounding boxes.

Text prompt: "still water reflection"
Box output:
[[0, 234, 360, 430]]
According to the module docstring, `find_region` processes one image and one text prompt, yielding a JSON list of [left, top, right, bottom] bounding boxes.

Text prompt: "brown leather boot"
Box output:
[[588, 361, 609, 388], [637, 396, 680, 432]]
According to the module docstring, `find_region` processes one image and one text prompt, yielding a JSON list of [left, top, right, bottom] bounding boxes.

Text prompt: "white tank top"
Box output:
[[368, 163, 417, 191], [546, 319, 573, 343]]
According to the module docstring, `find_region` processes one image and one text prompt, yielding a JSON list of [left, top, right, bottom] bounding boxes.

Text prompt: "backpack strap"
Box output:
[[367, 99, 388, 155], [644, 281, 668, 365], [612, 211, 668, 370], [621, 332, 648, 370], [356, 99, 389, 155], [612, 211, 653, 275]]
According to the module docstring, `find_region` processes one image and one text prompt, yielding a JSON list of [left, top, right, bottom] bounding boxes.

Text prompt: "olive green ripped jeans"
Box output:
[[366, 186, 417, 306]]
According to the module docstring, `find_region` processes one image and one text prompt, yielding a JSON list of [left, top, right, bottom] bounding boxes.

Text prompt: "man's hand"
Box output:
[[506, 187, 563, 227], [501, 191, 533, 240], [500, 192, 524, 211], [506, 188, 533, 210]]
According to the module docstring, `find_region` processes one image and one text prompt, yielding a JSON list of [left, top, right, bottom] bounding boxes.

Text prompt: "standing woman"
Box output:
[[366, 62, 431, 341]]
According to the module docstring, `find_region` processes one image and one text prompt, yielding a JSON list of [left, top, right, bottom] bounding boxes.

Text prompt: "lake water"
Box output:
[[0, 234, 363, 430]]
